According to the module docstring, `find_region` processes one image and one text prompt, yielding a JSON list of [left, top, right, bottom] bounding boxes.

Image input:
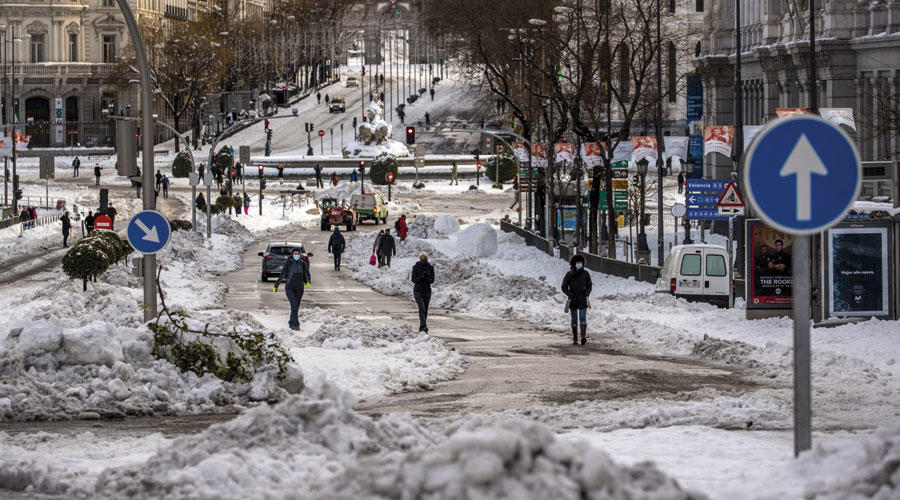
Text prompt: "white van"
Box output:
[[656, 244, 732, 307]]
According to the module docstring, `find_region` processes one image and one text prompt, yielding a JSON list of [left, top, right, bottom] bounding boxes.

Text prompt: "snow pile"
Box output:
[[0, 216, 302, 421], [282, 308, 465, 397], [406, 215, 438, 239], [94, 390, 697, 500], [456, 223, 498, 258], [434, 214, 460, 235], [801, 425, 900, 499]]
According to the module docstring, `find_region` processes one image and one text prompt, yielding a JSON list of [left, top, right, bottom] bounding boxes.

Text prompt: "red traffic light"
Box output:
[[561, 137, 568, 143], [258, 165, 264, 174], [476, 161, 482, 170], [359, 161, 366, 168], [407, 127, 413, 134], [387, 172, 394, 182]]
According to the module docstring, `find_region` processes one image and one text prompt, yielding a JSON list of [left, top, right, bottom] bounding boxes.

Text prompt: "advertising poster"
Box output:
[[747, 220, 793, 308], [827, 227, 889, 317], [531, 143, 549, 168], [511, 142, 530, 163], [820, 108, 856, 131], [663, 136, 688, 162], [555, 143, 576, 165], [581, 142, 604, 168], [630, 136, 658, 163]]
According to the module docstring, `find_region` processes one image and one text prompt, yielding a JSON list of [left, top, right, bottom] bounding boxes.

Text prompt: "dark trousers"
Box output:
[[316, 175, 323, 188], [63, 232, 69, 247], [414, 289, 431, 332], [378, 253, 392, 267], [333, 252, 342, 269], [285, 287, 304, 329]]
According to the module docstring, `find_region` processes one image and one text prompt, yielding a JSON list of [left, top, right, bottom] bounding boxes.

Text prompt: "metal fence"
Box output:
[[15, 213, 61, 236]]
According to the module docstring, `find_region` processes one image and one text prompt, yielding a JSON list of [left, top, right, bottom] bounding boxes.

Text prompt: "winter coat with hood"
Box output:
[[395, 217, 408, 238], [328, 230, 346, 254], [561, 259, 593, 310], [378, 233, 396, 256], [275, 248, 311, 290], [411, 260, 435, 293]]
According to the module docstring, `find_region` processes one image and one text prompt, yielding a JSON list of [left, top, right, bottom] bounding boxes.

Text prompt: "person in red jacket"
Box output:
[[395, 214, 408, 242]]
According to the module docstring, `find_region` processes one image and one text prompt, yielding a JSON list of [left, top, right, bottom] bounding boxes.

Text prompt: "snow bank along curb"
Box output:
[[93, 388, 703, 500], [0, 216, 301, 421]]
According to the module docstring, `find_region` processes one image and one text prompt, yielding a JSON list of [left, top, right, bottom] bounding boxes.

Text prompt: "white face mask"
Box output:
[[293, 254, 301, 261], [575, 263, 583, 270]]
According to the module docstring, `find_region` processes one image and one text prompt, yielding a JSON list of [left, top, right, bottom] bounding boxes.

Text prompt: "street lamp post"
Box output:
[[9, 34, 29, 214], [655, 0, 665, 267], [636, 158, 650, 263]]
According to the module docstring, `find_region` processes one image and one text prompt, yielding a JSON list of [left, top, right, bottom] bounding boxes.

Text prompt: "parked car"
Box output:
[[319, 197, 357, 231], [346, 77, 359, 87], [655, 244, 732, 307], [351, 192, 389, 224], [258, 241, 313, 282], [329, 97, 346, 113]]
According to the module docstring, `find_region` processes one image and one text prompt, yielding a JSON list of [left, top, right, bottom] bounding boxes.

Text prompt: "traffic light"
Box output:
[[561, 137, 568, 143], [14, 188, 22, 201], [266, 129, 273, 141], [358, 160, 366, 173], [260, 178, 267, 190], [406, 127, 415, 145], [258, 165, 264, 178]]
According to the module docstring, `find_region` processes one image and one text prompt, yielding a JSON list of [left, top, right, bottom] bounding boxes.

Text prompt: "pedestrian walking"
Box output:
[[411, 251, 435, 333], [277, 165, 284, 184], [273, 247, 311, 330], [328, 227, 346, 271], [425, 112, 430, 127], [395, 214, 408, 242], [677, 171, 685, 194], [235, 161, 244, 184], [331, 172, 339, 186], [324, 93, 329, 105], [450, 162, 459, 185], [134, 177, 142, 198], [61, 211, 71, 247], [350, 169, 358, 183], [243, 193, 250, 215], [264, 118, 270, 131], [314, 164, 323, 188], [373, 230, 384, 267], [196, 192, 206, 211], [561, 254, 593, 345], [94, 164, 102, 186], [430, 88, 435, 101], [162, 174, 170, 198], [378, 228, 396, 267], [155, 171, 163, 192], [72, 157, 80, 177], [107, 205, 118, 229], [85, 210, 95, 234], [317, 92, 321, 104]]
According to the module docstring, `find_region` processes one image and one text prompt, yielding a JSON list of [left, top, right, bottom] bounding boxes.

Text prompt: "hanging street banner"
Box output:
[[820, 108, 856, 131], [581, 142, 605, 168], [555, 142, 577, 165], [612, 140, 633, 163], [747, 220, 794, 308], [743, 125, 763, 149], [631, 137, 658, 163], [775, 108, 808, 118], [663, 136, 688, 162], [531, 143, 549, 168], [703, 126, 734, 158], [512, 142, 530, 163]]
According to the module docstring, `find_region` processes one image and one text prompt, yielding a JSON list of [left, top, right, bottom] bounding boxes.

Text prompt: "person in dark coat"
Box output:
[[84, 210, 95, 234], [373, 230, 384, 267], [395, 215, 408, 242], [155, 171, 163, 191], [314, 164, 323, 188], [196, 192, 206, 211], [162, 174, 170, 198], [107, 205, 118, 229], [72, 157, 80, 177], [328, 227, 346, 270], [677, 171, 685, 194], [61, 211, 71, 247], [273, 247, 311, 330], [411, 251, 435, 332], [561, 254, 593, 345], [378, 228, 396, 267], [94, 164, 102, 186]]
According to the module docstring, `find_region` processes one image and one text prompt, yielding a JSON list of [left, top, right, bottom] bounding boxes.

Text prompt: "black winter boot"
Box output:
[[571, 324, 578, 345], [580, 323, 587, 345]]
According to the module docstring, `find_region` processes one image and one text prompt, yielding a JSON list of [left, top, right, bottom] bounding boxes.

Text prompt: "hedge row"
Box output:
[[62, 231, 133, 289]]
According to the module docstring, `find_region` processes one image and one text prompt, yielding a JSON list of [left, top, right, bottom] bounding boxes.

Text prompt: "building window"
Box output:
[[102, 35, 116, 63], [667, 42, 677, 102], [69, 34, 78, 62], [696, 0, 704, 12], [103, 0, 115, 7], [30, 34, 45, 63]]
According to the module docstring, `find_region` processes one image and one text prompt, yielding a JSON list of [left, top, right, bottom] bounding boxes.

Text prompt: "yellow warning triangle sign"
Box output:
[[717, 182, 745, 207]]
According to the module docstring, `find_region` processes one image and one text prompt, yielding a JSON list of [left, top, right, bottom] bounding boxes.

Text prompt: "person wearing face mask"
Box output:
[[273, 247, 312, 330], [561, 254, 592, 345]]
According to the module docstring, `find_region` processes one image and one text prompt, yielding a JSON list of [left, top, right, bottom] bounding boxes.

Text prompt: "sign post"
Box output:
[[717, 182, 746, 309], [318, 129, 325, 155], [671, 203, 686, 249], [387, 171, 394, 201], [743, 114, 861, 457]]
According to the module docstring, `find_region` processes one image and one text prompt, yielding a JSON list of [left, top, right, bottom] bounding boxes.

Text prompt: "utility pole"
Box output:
[[732, 0, 746, 277], [656, 0, 665, 266]]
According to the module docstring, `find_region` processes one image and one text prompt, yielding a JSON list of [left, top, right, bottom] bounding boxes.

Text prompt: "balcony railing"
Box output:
[[1, 62, 118, 77]]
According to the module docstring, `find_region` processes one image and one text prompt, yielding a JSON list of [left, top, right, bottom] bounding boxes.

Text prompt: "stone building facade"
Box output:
[[695, 0, 900, 177]]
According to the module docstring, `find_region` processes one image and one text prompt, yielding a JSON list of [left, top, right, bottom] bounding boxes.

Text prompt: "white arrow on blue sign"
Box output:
[[686, 207, 731, 221], [127, 210, 172, 254], [743, 115, 861, 234], [686, 194, 721, 207]]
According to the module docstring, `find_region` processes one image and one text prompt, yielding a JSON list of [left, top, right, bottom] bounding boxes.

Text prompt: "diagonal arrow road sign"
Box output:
[[134, 218, 160, 243]]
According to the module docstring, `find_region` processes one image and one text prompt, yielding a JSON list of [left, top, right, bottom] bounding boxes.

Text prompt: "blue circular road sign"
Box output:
[[127, 210, 172, 254], [743, 115, 860, 235]]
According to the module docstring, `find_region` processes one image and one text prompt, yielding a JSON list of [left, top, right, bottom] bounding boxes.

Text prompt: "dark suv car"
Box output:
[[258, 242, 312, 282]]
